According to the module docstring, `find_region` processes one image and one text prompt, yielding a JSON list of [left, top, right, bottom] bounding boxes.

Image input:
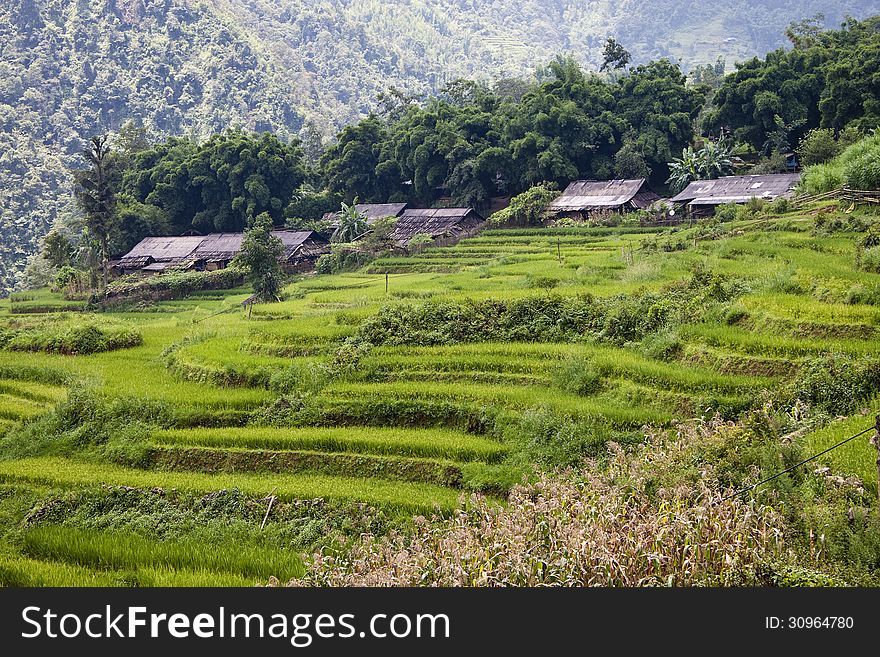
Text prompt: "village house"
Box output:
[[389, 207, 484, 248], [670, 173, 801, 216], [116, 230, 328, 276], [546, 179, 661, 220]]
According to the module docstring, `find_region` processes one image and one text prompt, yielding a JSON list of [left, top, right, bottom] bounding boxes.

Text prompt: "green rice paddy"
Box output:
[[2, 209, 880, 586]]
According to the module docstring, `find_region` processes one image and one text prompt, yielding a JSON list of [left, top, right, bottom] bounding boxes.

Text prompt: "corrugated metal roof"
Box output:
[[390, 208, 483, 243], [192, 233, 244, 259], [671, 174, 801, 204], [355, 203, 408, 220], [121, 236, 205, 261], [322, 203, 408, 224], [120, 230, 326, 268], [548, 179, 648, 211]]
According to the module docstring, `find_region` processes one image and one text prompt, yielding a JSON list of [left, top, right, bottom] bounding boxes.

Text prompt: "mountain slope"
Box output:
[[1, 0, 876, 292]]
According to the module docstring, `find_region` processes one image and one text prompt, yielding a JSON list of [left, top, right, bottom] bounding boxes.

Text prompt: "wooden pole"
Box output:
[[260, 486, 278, 530], [557, 238, 561, 264], [872, 416, 880, 516], [385, 273, 389, 294]]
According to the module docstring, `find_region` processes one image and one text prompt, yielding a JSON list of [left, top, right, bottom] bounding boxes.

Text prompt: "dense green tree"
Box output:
[[614, 139, 651, 179], [234, 212, 284, 302], [704, 47, 823, 151], [320, 117, 399, 203], [122, 131, 307, 234], [795, 127, 839, 165], [73, 135, 119, 294], [818, 17, 880, 131], [503, 56, 625, 189], [41, 230, 75, 269], [689, 57, 726, 89], [285, 185, 341, 224], [614, 59, 706, 182], [600, 37, 631, 71], [384, 91, 507, 207], [111, 202, 172, 257], [705, 16, 880, 150], [489, 183, 558, 227]]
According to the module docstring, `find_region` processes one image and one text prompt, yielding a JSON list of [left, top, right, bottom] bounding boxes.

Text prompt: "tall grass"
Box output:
[[293, 436, 784, 587], [22, 525, 304, 580], [152, 426, 507, 462], [0, 457, 463, 512]]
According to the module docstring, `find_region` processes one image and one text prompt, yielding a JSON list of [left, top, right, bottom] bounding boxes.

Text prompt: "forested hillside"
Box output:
[[1, 0, 876, 292]]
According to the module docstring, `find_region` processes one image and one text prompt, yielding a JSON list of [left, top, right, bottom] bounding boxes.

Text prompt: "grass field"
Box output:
[[2, 206, 880, 586]]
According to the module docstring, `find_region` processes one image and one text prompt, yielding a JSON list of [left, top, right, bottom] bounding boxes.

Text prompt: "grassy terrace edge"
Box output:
[[0, 457, 463, 513]]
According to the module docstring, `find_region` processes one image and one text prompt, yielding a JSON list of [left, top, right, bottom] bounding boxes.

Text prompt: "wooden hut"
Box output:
[[389, 208, 484, 248], [116, 236, 205, 275], [117, 230, 328, 275], [547, 179, 660, 220], [670, 173, 801, 216]]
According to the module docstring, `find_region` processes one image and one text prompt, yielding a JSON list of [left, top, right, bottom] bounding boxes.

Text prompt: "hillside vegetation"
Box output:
[[2, 200, 880, 585], [2, 0, 878, 291]]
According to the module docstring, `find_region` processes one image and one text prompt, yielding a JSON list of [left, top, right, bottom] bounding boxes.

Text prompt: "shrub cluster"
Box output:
[[352, 270, 731, 348], [106, 267, 244, 301], [801, 131, 880, 195], [0, 320, 142, 355], [784, 355, 880, 416]]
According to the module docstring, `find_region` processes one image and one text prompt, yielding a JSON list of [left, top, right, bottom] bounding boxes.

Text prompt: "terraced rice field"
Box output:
[[2, 211, 879, 585]]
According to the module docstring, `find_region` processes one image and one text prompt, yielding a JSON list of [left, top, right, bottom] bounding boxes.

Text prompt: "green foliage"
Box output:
[[42, 231, 75, 269], [706, 16, 880, 149], [639, 330, 683, 361], [600, 37, 631, 71], [106, 267, 244, 301], [845, 283, 880, 306], [0, 319, 142, 356], [554, 357, 602, 396], [124, 131, 307, 233], [713, 203, 739, 222], [666, 138, 734, 192], [234, 213, 284, 301], [614, 59, 706, 182], [800, 162, 845, 194], [285, 186, 340, 224], [489, 183, 558, 227], [786, 355, 880, 415], [331, 200, 369, 243], [74, 135, 118, 293], [859, 247, 880, 273], [352, 271, 728, 348], [801, 131, 880, 194], [796, 127, 840, 165]]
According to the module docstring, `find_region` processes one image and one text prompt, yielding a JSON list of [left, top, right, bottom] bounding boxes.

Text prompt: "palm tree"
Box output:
[[698, 138, 734, 179], [332, 199, 369, 243], [666, 146, 700, 193], [666, 138, 734, 192]]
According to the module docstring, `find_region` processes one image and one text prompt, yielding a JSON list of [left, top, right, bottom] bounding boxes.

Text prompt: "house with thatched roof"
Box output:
[[116, 230, 328, 275], [389, 208, 484, 248], [547, 179, 660, 219], [671, 173, 801, 215]]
